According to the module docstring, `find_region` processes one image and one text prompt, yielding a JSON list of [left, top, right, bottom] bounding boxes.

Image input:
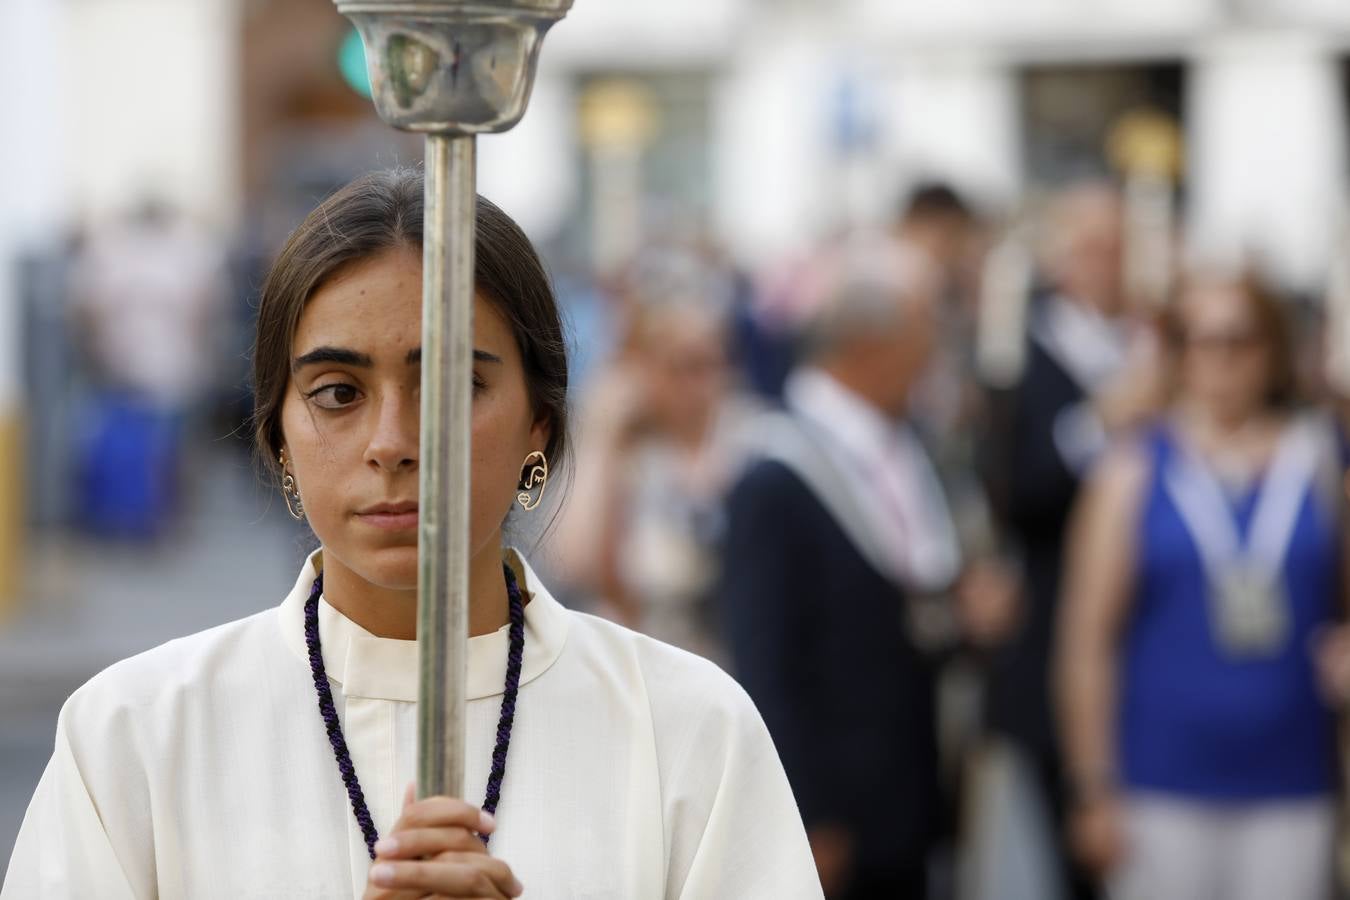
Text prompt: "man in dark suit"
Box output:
[[978, 183, 1164, 898], [720, 236, 960, 899]]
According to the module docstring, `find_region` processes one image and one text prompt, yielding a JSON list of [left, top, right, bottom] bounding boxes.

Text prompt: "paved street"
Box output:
[[0, 444, 306, 866]]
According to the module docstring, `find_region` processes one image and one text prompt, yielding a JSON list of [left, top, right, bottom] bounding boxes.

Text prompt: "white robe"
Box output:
[[3, 550, 822, 899]]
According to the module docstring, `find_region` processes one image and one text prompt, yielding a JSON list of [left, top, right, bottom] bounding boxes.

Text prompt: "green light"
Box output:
[[339, 28, 372, 99]]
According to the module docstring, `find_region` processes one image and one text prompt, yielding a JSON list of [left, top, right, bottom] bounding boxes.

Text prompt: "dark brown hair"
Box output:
[[1162, 269, 1298, 409], [252, 167, 569, 483]]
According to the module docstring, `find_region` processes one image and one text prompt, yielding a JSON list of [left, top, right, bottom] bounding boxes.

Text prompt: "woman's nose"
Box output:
[[365, 390, 418, 473]]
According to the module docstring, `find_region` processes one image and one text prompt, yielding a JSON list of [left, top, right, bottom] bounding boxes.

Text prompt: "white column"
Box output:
[[478, 73, 578, 244], [711, 23, 834, 267], [1186, 30, 1347, 292], [882, 52, 1022, 215]]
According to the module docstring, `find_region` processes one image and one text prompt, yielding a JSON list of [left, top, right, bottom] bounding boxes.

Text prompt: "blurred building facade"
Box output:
[[5, 1, 1350, 274]]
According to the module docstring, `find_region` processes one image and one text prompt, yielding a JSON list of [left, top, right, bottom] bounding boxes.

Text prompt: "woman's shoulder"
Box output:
[[562, 609, 763, 733], [61, 607, 283, 729]]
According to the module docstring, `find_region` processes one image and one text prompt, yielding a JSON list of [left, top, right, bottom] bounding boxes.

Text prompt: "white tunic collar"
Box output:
[[276, 548, 570, 702]]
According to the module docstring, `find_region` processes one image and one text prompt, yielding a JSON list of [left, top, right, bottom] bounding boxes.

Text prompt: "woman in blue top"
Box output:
[[1056, 270, 1346, 900]]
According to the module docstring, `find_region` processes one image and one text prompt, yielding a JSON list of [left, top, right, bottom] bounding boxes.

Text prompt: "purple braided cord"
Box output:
[[304, 573, 380, 858], [304, 564, 526, 858], [481, 564, 526, 838]]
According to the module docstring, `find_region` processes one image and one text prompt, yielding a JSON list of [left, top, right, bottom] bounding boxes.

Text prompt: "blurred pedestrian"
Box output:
[[68, 198, 228, 536], [720, 234, 961, 899], [553, 245, 757, 662], [1057, 270, 1344, 900], [973, 181, 1163, 899], [893, 182, 981, 308], [894, 183, 987, 479]]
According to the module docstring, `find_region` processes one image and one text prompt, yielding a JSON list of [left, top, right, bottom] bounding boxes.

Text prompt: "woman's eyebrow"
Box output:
[[403, 348, 504, 365], [293, 346, 373, 370]]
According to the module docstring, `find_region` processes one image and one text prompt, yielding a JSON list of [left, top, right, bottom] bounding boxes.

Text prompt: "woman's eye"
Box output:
[[307, 383, 361, 409], [472, 376, 487, 395]]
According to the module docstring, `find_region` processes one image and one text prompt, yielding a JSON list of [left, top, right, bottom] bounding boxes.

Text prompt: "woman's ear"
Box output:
[[529, 414, 552, 457]]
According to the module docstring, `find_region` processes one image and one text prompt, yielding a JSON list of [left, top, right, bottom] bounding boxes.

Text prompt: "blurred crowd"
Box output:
[[541, 178, 1350, 900], [22, 171, 1350, 900]]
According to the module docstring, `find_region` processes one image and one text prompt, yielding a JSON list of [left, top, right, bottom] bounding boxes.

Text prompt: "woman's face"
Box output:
[[1178, 281, 1272, 420], [642, 308, 729, 437], [279, 246, 549, 591]]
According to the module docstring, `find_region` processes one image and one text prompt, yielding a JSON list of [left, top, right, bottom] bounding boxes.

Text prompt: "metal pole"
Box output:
[[418, 132, 477, 800], [334, 0, 575, 805]]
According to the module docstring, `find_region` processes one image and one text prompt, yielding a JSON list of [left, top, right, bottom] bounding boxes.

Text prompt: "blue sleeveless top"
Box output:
[[1118, 425, 1339, 800]]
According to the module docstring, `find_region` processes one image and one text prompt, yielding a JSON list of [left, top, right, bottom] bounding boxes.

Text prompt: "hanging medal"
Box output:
[[1212, 563, 1287, 654], [1164, 417, 1321, 658]]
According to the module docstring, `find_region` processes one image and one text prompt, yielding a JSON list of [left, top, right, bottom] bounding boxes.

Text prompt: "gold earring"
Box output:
[[279, 450, 305, 521], [516, 450, 549, 512]]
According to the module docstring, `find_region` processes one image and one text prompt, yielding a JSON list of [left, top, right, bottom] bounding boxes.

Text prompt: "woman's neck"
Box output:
[[319, 542, 511, 640], [1178, 398, 1264, 435], [1175, 397, 1283, 479]]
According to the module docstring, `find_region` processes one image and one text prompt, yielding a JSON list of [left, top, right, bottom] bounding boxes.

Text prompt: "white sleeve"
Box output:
[[2, 705, 142, 900], [648, 652, 824, 900], [2, 674, 159, 900]]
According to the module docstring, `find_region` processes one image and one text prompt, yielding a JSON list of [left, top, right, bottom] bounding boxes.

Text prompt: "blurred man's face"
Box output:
[[862, 284, 939, 417], [1178, 281, 1272, 420], [1048, 188, 1125, 317]]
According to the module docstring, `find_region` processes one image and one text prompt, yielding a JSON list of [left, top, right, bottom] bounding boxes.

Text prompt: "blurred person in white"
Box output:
[[67, 198, 228, 534], [719, 234, 965, 899], [71, 198, 226, 407], [2, 170, 822, 899], [972, 181, 1164, 900], [550, 246, 757, 664], [1057, 270, 1348, 900]]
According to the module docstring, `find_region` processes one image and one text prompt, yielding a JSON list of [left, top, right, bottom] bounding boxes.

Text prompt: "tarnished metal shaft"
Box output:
[[417, 133, 477, 800]]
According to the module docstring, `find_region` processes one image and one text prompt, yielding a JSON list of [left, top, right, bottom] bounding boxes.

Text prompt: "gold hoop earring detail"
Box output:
[[516, 451, 549, 512], [279, 450, 305, 521]]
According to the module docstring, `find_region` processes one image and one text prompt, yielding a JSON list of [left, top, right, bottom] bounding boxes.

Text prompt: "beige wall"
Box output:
[[68, 0, 241, 230]]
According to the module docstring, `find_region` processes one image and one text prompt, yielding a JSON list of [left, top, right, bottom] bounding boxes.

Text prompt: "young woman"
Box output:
[[4, 170, 821, 899], [1057, 271, 1346, 900]]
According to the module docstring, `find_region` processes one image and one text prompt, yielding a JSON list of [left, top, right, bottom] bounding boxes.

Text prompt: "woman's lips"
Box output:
[[356, 503, 419, 531]]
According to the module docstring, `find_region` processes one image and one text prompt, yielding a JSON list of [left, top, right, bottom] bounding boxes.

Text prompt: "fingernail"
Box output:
[[510, 877, 525, 897], [370, 863, 395, 886], [373, 837, 399, 856], [479, 811, 496, 833]]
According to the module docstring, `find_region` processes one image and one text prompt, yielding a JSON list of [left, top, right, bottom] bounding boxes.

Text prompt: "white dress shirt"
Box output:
[[3, 550, 820, 899], [1033, 293, 1130, 474], [785, 368, 961, 592]]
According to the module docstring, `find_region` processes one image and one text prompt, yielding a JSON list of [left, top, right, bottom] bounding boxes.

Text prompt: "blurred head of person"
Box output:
[[1164, 268, 1297, 425], [251, 168, 569, 600], [895, 181, 976, 274], [797, 234, 942, 419], [1041, 181, 1126, 317], [617, 246, 735, 445], [636, 305, 730, 444]]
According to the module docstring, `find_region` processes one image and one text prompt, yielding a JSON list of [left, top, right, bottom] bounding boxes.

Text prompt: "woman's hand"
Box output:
[[1312, 624, 1350, 706], [807, 824, 854, 897], [1068, 791, 1127, 878], [363, 785, 523, 899], [955, 557, 1022, 648]]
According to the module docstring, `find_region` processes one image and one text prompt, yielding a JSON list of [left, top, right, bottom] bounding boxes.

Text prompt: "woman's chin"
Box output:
[[356, 545, 419, 591]]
